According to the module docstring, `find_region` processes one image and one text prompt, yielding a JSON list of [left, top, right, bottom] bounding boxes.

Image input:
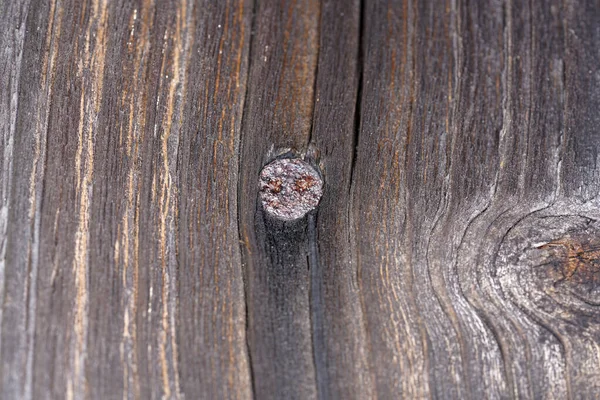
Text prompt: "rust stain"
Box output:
[[538, 237, 600, 287]]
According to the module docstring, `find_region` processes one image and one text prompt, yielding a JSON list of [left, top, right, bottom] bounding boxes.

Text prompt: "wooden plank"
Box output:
[[307, 0, 373, 399], [353, 1, 465, 397], [1, 0, 253, 399], [353, 0, 600, 398], [171, 1, 252, 398], [237, 0, 320, 398], [1, 0, 599, 398]]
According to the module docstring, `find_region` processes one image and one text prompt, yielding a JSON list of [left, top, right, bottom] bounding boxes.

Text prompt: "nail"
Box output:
[[259, 158, 324, 221]]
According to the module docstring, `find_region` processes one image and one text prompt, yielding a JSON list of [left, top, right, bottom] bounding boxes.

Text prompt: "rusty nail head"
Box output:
[[259, 158, 323, 221]]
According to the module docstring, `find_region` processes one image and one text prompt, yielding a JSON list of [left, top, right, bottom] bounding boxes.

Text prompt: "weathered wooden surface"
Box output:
[[1, 0, 599, 399]]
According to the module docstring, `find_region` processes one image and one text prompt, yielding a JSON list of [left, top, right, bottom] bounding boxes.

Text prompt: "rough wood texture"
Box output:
[[1, 0, 599, 399]]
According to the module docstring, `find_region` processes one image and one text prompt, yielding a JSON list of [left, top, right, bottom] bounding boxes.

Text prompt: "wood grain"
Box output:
[[1, 0, 599, 399], [308, 0, 373, 399], [237, 0, 320, 398], [1, 0, 253, 399]]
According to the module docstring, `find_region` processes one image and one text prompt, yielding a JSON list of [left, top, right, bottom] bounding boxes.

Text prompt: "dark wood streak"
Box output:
[[307, 0, 373, 399], [1, 0, 599, 399], [237, 0, 320, 397]]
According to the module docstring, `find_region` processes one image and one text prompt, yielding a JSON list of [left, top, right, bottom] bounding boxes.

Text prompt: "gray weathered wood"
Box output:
[[1, 0, 599, 399], [1, 1, 253, 399]]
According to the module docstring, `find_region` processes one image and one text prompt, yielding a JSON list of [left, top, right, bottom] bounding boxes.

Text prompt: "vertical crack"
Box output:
[[348, 0, 364, 198], [306, 0, 324, 397], [306, 0, 322, 147], [350, 0, 365, 315], [236, 0, 258, 398]]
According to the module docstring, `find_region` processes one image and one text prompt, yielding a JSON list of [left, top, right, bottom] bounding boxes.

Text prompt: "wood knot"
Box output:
[[496, 213, 600, 328], [258, 158, 323, 221], [537, 236, 600, 289]]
